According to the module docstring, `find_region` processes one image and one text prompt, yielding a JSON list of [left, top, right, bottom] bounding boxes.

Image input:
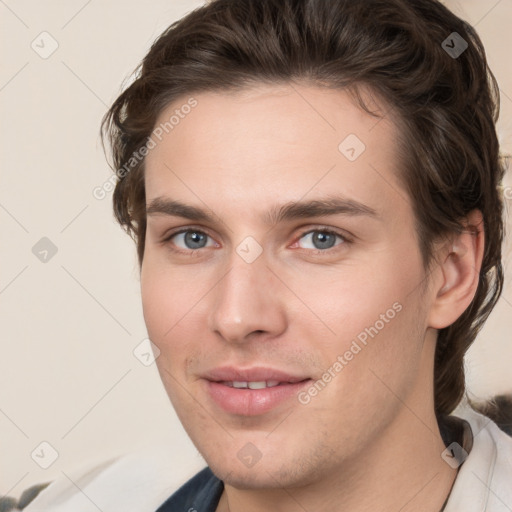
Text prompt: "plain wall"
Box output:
[[1, 0, 511, 499]]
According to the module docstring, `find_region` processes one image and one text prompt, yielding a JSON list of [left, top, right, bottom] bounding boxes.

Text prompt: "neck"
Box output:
[[217, 423, 457, 512], [216, 333, 458, 512]]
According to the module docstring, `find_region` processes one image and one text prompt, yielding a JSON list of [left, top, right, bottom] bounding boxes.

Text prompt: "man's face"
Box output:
[[141, 84, 437, 488]]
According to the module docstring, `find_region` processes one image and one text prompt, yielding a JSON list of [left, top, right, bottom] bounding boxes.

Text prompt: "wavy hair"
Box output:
[[101, 0, 506, 416]]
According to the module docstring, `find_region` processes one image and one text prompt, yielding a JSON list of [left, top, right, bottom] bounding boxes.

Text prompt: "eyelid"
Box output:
[[294, 225, 354, 244]]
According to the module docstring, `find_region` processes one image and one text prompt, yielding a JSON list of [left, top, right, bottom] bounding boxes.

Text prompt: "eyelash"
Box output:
[[160, 226, 352, 256]]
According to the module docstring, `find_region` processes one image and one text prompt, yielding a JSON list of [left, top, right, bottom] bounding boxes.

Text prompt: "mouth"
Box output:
[[202, 367, 312, 416], [220, 380, 289, 389]]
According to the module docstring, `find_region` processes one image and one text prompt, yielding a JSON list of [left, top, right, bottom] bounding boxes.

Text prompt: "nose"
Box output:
[[208, 250, 287, 344]]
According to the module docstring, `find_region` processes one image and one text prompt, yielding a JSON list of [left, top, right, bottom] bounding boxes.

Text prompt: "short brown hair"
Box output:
[[101, 0, 506, 416]]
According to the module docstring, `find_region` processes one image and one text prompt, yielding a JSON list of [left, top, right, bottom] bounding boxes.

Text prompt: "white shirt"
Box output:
[[444, 404, 512, 511], [24, 404, 512, 512]]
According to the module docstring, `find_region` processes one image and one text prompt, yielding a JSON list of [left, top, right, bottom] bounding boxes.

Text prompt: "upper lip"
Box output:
[[203, 366, 310, 383]]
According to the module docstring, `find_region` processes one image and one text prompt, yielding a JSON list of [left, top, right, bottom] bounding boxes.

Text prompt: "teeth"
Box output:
[[248, 381, 266, 390], [225, 380, 282, 389]]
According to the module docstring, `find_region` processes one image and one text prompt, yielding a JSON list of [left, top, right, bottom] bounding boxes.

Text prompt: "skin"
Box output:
[[140, 83, 484, 512]]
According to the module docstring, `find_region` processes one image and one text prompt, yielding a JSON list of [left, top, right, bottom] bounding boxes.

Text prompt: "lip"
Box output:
[[202, 366, 312, 416], [203, 366, 309, 383]]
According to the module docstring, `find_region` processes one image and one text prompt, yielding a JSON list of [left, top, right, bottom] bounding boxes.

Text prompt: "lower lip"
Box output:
[[205, 380, 312, 416]]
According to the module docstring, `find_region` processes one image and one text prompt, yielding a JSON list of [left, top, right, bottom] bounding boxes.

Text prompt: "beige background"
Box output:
[[1, 0, 511, 499]]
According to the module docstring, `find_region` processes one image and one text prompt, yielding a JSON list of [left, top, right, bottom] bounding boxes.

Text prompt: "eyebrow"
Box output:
[[146, 196, 378, 225]]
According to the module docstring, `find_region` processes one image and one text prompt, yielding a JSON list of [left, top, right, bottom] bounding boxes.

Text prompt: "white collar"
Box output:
[[444, 402, 512, 511]]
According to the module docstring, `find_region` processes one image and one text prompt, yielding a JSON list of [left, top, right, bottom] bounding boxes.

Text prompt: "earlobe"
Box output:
[[428, 209, 485, 329]]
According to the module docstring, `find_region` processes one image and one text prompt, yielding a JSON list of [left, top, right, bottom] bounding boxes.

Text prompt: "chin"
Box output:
[[206, 454, 315, 490], [214, 467, 291, 490]]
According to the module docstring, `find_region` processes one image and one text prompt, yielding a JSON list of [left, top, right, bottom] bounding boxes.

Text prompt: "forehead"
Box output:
[[144, 83, 409, 221]]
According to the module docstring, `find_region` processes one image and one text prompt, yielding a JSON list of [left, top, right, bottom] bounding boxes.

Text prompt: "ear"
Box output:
[[427, 209, 485, 329]]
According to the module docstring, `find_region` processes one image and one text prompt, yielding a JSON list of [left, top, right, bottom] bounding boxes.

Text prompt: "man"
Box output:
[[15, 0, 512, 510]]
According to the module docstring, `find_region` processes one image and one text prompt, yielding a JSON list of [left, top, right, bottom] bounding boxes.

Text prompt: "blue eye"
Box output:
[[169, 230, 214, 250], [297, 230, 346, 251], [163, 227, 349, 256]]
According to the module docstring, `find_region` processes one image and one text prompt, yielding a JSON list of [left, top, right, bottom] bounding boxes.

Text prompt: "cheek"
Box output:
[[302, 262, 407, 334], [140, 256, 213, 376], [140, 257, 186, 345], [141, 250, 193, 327], [302, 251, 425, 371], [140, 271, 168, 340], [140, 266, 195, 404]]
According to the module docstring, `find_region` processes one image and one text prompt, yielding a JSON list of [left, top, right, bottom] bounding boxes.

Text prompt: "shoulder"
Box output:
[[444, 402, 512, 512], [20, 446, 206, 512]]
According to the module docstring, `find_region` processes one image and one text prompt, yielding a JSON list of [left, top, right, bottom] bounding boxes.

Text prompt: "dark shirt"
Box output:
[[155, 466, 223, 512]]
